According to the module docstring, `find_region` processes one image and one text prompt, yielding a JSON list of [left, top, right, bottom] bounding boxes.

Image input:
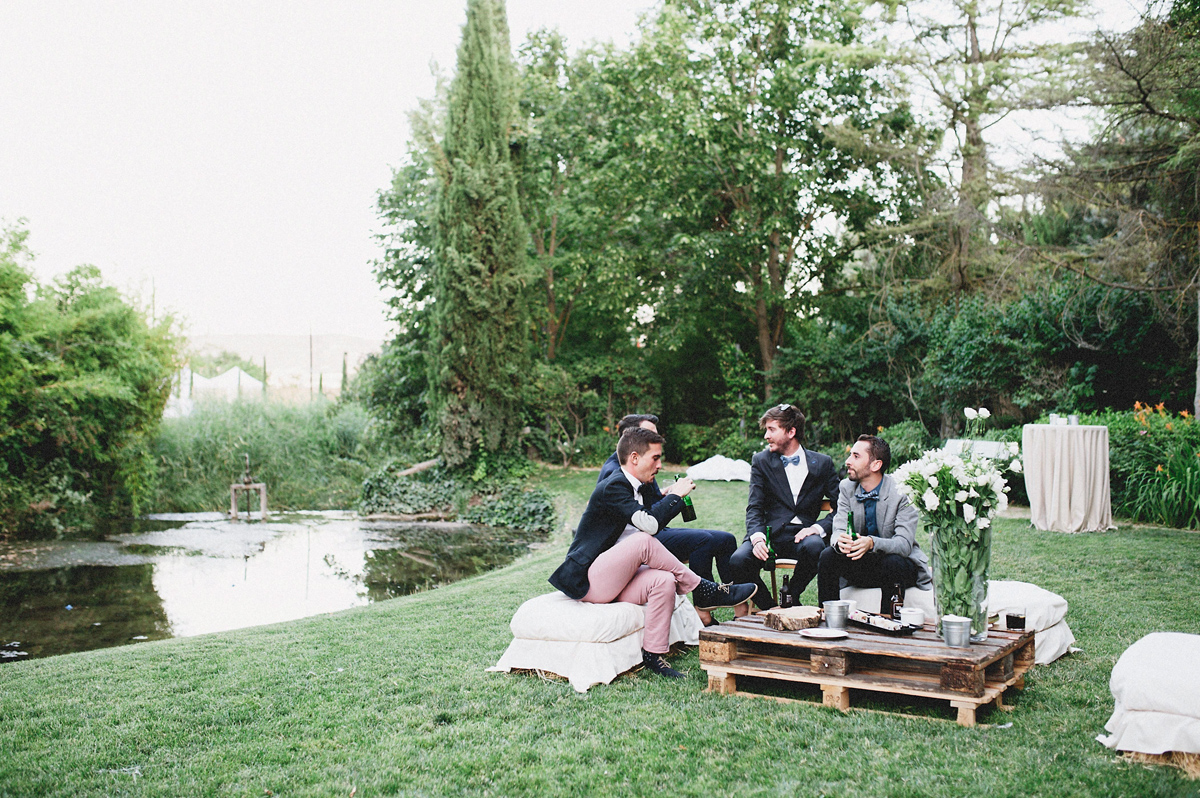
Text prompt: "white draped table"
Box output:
[[1022, 424, 1115, 533]]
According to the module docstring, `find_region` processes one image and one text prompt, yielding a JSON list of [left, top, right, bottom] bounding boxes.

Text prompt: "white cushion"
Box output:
[[1110, 633, 1200, 717], [490, 592, 703, 692], [1033, 619, 1075, 665], [685, 455, 751, 482], [986, 580, 1068, 632], [1097, 633, 1200, 754], [509, 591, 647, 643], [840, 585, 936, 617]]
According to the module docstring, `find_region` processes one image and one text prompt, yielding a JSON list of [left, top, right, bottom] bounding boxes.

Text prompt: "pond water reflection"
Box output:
[[0, 512, 544, 662]]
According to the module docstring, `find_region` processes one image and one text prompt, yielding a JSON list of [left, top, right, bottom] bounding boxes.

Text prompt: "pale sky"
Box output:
[[0, 1, 653, 342], [1, 1, 1144, 343]]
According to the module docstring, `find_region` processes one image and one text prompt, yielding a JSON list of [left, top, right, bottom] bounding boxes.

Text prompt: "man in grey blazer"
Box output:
[[817, 434, 932, 605]]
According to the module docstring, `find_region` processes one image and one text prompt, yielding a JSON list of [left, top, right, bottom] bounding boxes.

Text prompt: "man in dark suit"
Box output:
[[729, 403, 841, 609], [597, 414, 740, 625], [551, 427, 756, 678]]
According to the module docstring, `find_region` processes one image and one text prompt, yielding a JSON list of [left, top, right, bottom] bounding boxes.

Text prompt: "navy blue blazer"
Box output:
[[550, 468, 683, 599], [744, 447, 840, 545]]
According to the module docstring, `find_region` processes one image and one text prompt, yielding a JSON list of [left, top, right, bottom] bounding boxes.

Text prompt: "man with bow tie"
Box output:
[[729, 403, 841, 609], [817, 435, 932, 606]]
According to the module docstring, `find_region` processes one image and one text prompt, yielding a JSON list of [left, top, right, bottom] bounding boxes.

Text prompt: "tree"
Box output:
[[890, 0, 1088, 293], [1036, 0, 1200, 413], [589, 0, 928, 395], [0, 222, 179, 535], [430, 0, 532, 467]]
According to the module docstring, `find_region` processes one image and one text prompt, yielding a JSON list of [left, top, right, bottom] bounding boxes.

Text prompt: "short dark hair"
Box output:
[[856, 434, 891, 473], [758, 403, 805, 440], [617, 413, 659, 437], [618, 427, 665, 465]]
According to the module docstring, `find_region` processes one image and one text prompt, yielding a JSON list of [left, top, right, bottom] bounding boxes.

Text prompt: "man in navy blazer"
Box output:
[[729, 403, 841, 609], [597, 414, 740, 625], [551, 427, 756, 678]]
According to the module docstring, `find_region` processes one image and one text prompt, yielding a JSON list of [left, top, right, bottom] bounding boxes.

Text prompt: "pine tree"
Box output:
[[430, 0, 530, 467]]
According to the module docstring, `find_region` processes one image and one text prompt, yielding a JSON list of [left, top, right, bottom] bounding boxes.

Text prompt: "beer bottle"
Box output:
[[675, 477, 697, 522], [888, 583, 905, 620], [765, 525, 776, 563], [847, 509, 857, 541], [780, 576, 794, 608]]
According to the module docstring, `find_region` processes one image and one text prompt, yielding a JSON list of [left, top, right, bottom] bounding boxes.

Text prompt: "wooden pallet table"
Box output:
[[699, 615, 1034, 726]]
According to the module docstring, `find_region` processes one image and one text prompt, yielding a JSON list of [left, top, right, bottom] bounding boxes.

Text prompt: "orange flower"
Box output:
[[1156, 464, 1164, 472], [1181, 410, 1192, 419], [1166, 422, 1174, 431], [1156, 402, 1167, 413], [1134, 401, 1144, 411], [877, 425, 884, 432]]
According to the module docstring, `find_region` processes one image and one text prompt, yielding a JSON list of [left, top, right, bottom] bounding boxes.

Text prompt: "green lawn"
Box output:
[[1, 465, 1198, 797]]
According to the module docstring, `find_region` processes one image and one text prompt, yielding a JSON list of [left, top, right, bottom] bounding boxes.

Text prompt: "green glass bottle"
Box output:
[[848, 509, 858, 541]]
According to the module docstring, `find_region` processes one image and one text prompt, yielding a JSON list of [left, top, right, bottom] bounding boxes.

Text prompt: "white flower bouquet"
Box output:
[[894, 446, 1011, 641]]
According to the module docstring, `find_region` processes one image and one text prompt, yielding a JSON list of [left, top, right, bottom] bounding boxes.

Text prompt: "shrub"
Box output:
[[359, 464, 460, 516], [876, 420, 935, 468], [149, 400, 384, 512], [1078, 404, 1200, 526], [460, 482, 557, 535], [358, 464, 557, 535]]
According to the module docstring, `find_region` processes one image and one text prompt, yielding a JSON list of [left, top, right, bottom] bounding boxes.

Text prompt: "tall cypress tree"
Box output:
[[431, 0, 530, 467]]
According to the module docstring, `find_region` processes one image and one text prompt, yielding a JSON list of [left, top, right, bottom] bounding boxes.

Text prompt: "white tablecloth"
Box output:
[[1022, 424, 1115, 533]]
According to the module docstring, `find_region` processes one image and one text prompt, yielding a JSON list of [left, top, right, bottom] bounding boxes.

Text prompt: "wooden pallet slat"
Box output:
[[699, 618, 1035, 727]]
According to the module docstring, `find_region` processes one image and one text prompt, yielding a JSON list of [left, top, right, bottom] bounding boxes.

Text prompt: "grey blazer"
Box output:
[[831, 474, 932, 589]]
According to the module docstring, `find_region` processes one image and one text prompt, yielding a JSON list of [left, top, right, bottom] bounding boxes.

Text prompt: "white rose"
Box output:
[[928, 475, 939, 488], [968, 487, 979, 498], [955, 490, 968, 503], [976, 516, 991, 529], [978, 407, 991, 418], [1007, 441, 1019, 455], [962, 503, 977, 523], [923, 490, 939, 511], [964, 407, 978, 420], [1010, 458, 1022, 473]]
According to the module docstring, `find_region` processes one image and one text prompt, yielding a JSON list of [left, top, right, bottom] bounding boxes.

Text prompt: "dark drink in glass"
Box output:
[[1006, 611, 1026, 630]]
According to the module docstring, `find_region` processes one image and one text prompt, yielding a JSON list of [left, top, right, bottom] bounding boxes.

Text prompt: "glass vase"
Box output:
[[928, 518, 991, 642]]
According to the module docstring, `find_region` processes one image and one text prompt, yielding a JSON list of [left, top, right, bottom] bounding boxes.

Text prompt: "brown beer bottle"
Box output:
[[888, 583, 905, 619]]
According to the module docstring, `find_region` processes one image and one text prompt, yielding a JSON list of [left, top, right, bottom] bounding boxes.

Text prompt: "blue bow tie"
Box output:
[[780, 454, 802, 466], [854, 486, 880, 503]]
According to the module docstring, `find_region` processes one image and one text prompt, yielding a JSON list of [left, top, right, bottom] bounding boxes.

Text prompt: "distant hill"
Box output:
[[189, 334, 384, 401]]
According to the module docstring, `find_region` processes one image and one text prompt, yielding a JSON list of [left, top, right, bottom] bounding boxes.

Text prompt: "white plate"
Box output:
[[798, 627, 849, 639]]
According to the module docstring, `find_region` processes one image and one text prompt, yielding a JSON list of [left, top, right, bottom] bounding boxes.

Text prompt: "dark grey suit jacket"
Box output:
[[744, 447, 840, 546], [550, 469, 683, 600]]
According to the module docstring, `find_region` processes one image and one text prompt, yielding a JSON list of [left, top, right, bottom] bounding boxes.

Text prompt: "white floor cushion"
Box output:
[[1098, 633, 1200, 754], [986, 580, 1069, 632], [840, 585, 936, 618], [488, 591, 703, 692]]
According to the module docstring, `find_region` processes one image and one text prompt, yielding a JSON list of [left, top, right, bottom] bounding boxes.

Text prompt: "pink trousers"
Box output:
[[581, 533, 701, 654]]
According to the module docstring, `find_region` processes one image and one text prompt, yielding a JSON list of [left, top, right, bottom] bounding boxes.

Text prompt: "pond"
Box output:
[[0, 511, 546, 663]]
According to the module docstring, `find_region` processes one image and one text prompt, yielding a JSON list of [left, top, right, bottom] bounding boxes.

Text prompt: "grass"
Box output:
[[2, 465, 1199, 796]]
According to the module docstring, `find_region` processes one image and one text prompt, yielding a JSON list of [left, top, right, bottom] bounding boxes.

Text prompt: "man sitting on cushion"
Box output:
[[551, 427, 756, 679], [598, 413, 740, 626], [817, 434, 932, 605]]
